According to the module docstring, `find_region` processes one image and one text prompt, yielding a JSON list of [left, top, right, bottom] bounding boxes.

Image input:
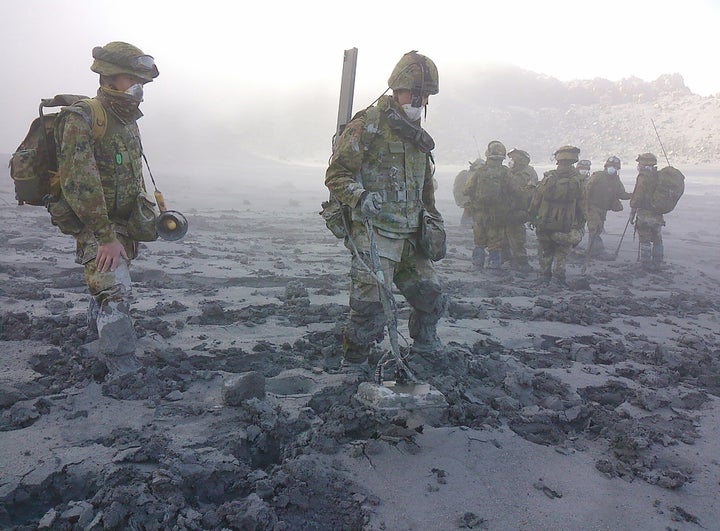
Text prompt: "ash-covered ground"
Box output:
[[0, 170, 719, 530]]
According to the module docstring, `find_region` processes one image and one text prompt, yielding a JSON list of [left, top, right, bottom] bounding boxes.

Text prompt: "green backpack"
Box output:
[[536, 172, 582, 231], [543, 173, 581, 204], [649, 166, 684, 214], [9, 95, 106, 206]]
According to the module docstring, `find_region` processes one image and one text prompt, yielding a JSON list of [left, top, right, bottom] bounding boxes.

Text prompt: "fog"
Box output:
[[3, 0, 720, 190]]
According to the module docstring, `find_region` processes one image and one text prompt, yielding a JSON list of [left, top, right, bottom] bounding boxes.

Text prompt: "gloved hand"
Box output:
[[629, 208, 637, 225], [359, 191, 383, 218]]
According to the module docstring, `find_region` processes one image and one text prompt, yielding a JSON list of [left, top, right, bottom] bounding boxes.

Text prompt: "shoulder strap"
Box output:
[[81, 98, 107, 140]]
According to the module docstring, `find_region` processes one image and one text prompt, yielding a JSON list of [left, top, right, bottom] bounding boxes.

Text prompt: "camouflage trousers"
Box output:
[[75, 229, 137, 303], [504, 222, 528, 263], [343, 224, 445, 362], [635, 210, 664, 245], [536, 228, 583, 280], [586, 206, 608, 237], [472, 216, 504, 252]]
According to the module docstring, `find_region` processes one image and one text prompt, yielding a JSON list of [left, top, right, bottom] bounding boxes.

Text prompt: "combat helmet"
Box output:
[[388, 51, 439, 105], [636, 152, 658, 166], [605, 155, 621, 169], [577, 159, 592, 170], [91, 41, 159, 82], [508, 148, 531, 164], [485, 140, 507, 160], [554, 145, 580, 163]]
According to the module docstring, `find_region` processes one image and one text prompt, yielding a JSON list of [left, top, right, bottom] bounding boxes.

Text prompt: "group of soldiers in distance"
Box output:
[[454, 142, 666, 287]]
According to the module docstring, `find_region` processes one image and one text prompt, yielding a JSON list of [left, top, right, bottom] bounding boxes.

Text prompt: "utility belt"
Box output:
[[374, 188, 422, 202]]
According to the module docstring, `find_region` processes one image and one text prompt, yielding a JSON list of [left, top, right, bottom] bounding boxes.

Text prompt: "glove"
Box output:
[[629, 208, 636, 225], [359, 191, 383, 218]]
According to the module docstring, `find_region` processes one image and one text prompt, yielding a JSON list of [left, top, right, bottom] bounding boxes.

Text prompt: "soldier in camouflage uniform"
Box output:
[[53, 42, 159, 373], [503, 148, 538, 272], [576, 159, 592, 184], [584, 156, 632, 258], [629, 153, 664, 269], [463, 141, 511, 270], [528, 146, 587, 286], [325, 51, 446, 367], [453, 157, 484, 228]]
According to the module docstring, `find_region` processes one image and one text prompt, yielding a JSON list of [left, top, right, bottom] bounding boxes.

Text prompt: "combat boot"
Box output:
[[512, 259, 534, 273], [408, 312, 443, 362], [550, 272, 568, 289], [342, 336, 370, 364], [639, 242, 652, 270], [87, 297, 100, 335], [535, 268, 552, 287], [486, 250, 502, 270], [472, 247, 485, 269], [97, 300, 139, 374], [651, 243, 664, 270]]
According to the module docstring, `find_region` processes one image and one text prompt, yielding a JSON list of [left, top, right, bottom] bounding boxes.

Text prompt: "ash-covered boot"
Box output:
[[472, 247, 486, 269], [408, 311, 443, 361], [639, 242, 652, 270], [87, 297, 100, 335], [486, 249, 502, 270], [651, 243, 664, 270], [97, 300, 139, 374]]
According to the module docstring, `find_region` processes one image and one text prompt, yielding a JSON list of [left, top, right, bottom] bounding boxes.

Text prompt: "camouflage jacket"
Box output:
[[55, 92, 145, 245], [508, 164, 538, 221], [586, 170, 632, 211], [529, 166, 587, 232], [324, 95, 438, 236], [629, 168, 657, 211], [462, 161, 512, 224]]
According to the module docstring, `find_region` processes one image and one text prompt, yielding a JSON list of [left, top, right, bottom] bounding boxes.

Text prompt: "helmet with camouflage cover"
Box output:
[[388, 51, 439, 97], [91, 41, 159, 82], [508, 148, 531, 164], [485, 140, 506, 160], [604, 155, 621, 169], [577, 159, 592, 170], [554, 145, 580, 163], [636, 152, 658, 166]]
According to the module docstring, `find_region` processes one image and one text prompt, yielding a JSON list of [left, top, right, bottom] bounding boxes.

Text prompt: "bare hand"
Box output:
[[96, 239, 128, 273]]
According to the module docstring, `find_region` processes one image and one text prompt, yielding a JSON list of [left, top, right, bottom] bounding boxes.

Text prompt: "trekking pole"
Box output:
[[612, 216, 632, 260], [651, 119, 672, 167]]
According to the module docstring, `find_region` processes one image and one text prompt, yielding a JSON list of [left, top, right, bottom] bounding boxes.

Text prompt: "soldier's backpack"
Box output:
[[649, 166, 684, 214], [9, 95, 106, 206], [543, 172, 581, 204], [535, 171, 582, 232], [472, 166, 506, 206]]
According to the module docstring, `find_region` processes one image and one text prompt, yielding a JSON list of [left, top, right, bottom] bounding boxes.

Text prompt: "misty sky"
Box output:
[[3, 0, 719, 173]]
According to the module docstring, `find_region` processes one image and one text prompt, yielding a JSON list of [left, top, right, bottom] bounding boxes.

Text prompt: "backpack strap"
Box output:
[[81, 98, 107, 140]]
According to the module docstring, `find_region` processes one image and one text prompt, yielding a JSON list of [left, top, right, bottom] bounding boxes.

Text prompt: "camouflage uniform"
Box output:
[[453, 158, 483, 227], [56, 92, 145, 300], [505, 149, 538, 270], [529, 146, 586, 285], [584, 159, 632, 256], [630, 154, 664, 268], [463, 142, 511, 269], [51, 41, 159, 368], [325, 94, 445, 363]]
